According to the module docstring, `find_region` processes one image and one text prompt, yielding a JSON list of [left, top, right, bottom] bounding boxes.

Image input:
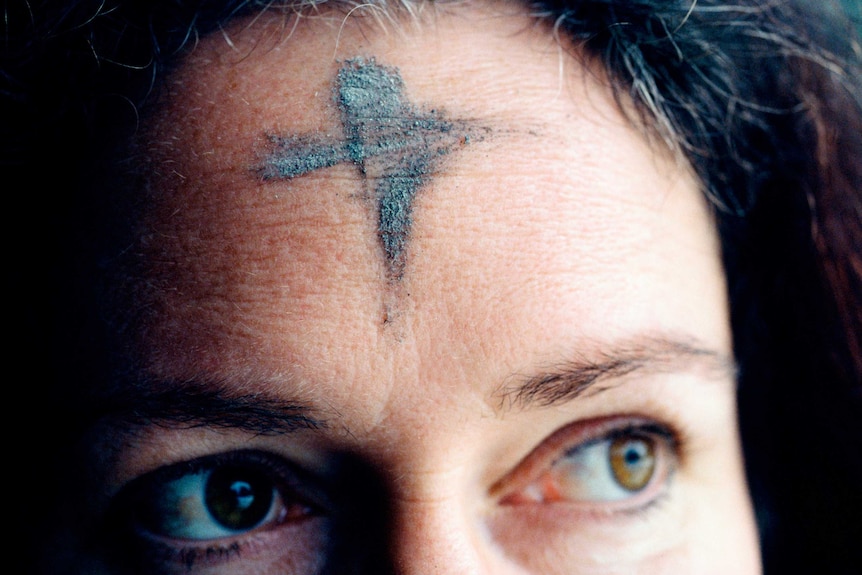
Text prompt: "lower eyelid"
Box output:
[[501, 462, 673, 513], [115, 516, 331, 573]]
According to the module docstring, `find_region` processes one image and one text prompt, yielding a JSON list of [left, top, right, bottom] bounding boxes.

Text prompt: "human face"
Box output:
[[82, 3, 760, 574]]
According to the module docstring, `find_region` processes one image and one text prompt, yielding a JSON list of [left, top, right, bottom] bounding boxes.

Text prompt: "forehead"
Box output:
[[133, 5, 725, 404]]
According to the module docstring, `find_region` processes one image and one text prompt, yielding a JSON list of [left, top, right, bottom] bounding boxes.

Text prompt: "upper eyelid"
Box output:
[[84, 388, 330, 491], [566, 424, 677, 456], [88, 418, 339, 500]]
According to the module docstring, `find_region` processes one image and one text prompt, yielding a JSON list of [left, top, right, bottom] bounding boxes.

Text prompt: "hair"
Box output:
[[5, 1, 861, 573]]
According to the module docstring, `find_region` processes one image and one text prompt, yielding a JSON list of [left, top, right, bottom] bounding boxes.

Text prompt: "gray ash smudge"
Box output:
[[261, 57, 480, 280], [261, 137, 344, 178], [339, 58, 461, 279]]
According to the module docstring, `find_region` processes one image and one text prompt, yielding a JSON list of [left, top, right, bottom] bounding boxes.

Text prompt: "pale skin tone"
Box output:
[[78, 3, 762, 574]]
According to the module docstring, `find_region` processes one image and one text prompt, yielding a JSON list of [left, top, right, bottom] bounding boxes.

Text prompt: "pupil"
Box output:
[[205, 466, 274, 530], [625, 445, 644, 465]]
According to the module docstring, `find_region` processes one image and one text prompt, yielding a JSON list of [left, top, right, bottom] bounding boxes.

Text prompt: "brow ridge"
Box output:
[[93, 381, 326, 436]]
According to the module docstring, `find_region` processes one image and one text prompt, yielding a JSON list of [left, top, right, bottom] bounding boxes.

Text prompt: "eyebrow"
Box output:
[[91, 337, 729, 433], [497, 336, 736, 411], [92, 381, 326, 436]]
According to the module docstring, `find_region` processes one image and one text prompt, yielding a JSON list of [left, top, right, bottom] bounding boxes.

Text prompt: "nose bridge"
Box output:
[[386, 483, 489, 575], [347, 362, 510, 575]]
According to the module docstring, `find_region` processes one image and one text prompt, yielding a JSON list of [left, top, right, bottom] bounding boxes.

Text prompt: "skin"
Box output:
[[259, 56, 478, 279], [80, 3, 762, 574]]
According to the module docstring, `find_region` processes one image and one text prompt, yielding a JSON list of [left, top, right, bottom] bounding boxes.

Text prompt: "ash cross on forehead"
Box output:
[[260, 57, 477, 279]]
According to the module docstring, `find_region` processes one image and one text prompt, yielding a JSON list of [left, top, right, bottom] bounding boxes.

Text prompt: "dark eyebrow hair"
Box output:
[[497, 336, 736, 411], [91, 380, 327, 436]]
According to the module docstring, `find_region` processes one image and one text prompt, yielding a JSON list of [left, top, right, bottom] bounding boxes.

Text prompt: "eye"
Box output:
[[116, 451, 319, 541], [502, 422, 676, 507], [137, 465, 291, 539]]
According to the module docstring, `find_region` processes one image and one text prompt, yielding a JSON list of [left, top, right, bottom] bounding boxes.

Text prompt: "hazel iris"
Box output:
[[609, 435, 656, 491]]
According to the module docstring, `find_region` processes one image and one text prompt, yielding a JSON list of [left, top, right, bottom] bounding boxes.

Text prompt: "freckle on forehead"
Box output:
[[260, 57, 483, 280]]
